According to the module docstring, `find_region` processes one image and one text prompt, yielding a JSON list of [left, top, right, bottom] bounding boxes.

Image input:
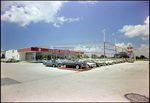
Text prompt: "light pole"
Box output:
[[102, 29, 105, 66], [114, 38, 116, 60]]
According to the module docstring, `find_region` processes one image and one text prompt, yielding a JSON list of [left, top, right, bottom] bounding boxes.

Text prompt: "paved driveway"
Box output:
[[1, 61, 149, 102]]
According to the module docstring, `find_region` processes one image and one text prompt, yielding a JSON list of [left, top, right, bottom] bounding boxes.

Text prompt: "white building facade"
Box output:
[[5, 49, 20, 60]]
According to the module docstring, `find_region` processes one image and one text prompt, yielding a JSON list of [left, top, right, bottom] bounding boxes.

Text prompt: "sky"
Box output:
[[1, 1, 149, 57]]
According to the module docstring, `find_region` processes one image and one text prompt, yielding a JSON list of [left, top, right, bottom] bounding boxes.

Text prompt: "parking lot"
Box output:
[[1, 61, 149, 102]]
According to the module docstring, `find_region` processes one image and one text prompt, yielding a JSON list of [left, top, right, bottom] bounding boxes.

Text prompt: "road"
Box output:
[[1, 61, 149, 102]]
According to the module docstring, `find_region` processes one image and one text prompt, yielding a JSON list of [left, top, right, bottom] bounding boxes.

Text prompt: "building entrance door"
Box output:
[[25, 53, 31, 60]]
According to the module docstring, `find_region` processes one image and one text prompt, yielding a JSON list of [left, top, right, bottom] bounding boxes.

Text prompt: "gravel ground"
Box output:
[[1, 61, 149, 102]]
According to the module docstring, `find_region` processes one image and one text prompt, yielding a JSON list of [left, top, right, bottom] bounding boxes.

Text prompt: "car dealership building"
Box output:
[[4, 47, 84, 61]]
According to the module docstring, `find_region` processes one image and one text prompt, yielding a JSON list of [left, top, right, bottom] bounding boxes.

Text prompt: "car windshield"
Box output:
[[47, 60, 52, 62], [74, 60, 79, 62], [86, 61, 94, 63]]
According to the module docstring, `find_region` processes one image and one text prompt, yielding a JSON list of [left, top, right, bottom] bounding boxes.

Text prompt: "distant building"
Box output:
[[5, 49, 19, 60], [4, 47, 84, 61]]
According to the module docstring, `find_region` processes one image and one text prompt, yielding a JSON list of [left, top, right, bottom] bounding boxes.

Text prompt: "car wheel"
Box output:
[[53, 65, 55, 67], [58, 64, 60, 67], [76, 65, 79, 69], [64, 65, 66, 68]]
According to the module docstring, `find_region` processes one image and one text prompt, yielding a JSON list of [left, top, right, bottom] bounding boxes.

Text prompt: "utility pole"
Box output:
[[134, 44, 136, 61], [102, 29, 106, 66], [115, 38, 116, 61]]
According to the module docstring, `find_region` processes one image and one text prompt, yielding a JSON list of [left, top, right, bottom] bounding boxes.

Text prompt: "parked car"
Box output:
[[128, 59, 134, 63], [78, 60, 96, 68], [112, 59, 118, 64], [125, 59, 128, 62], [3, 59, 12, 63], [106, 59, 114, 65], [3, 58, 19, 63], [63, 60, 88, 69], [117, 59, 121, 63], [45, 60, 60, 67], [103, 59, 111, 65], [43, 60, 48, 65], [42, 59, 47, 63], [94, 59, 105, 66], [91, 60, 101, 67], [56, 59, 66, 67]]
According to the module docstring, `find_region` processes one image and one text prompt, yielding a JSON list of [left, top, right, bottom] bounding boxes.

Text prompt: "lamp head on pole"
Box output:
[[102, 29, 105, 33]]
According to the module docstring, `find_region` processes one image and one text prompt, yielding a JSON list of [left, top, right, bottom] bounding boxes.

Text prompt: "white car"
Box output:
[[78, 60, 96, 68], [85, 60, 97, 68], [106, 59, 114, 65], [99, 59, 110, 65], [94, 59, 105, 66]]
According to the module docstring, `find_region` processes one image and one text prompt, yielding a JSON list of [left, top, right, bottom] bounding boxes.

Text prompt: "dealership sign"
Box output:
[[127, 44, 133, 54], [127, 47, 133, 49], [127, 50, 133, 53]]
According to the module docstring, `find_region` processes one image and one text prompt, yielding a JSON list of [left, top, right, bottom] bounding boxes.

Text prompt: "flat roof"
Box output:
[[17, 47, 84, 55]]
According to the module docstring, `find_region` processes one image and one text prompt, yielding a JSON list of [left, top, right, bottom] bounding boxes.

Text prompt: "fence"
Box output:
[[37, 41, 133, 59]]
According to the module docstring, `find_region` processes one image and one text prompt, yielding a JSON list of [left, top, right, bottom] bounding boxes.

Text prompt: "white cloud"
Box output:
[[116, 43, 149, 57], [136, 44, 149, 57], [141, 36, 149, 40], [116, 43, 126, 48], [78, 1, 98, 4], [72, 42, 134, 55], [1, 1, 80, 28], [112, 33, 115, 35], [53, 23, 60, 28], [73, 45, 103, 54], [50, 46, 54, 49], [68, 17, 80, 22], [118, 16, 149, 38]]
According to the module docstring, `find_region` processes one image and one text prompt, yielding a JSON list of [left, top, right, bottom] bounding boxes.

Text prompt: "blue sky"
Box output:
[[1, 1, 149, 57]]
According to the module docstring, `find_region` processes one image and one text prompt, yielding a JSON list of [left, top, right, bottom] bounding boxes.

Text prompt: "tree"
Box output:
[[77, 54, 82, 58], [83, 54, 89, 58], [91, 54, 98, 58], [136, 56, 140, 59], [140, 55, 147, 59], [114, 52, 130, 58], [100, 54, 107, 58]]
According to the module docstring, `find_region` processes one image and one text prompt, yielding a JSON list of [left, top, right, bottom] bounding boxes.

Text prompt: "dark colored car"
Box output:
[[3, 58, 19, 63], [63, 60, 88, 69], [56, 59, 66, 67]]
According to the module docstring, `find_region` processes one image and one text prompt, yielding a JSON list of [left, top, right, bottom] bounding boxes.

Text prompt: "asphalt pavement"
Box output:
[[1, 61, 149, 102]]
